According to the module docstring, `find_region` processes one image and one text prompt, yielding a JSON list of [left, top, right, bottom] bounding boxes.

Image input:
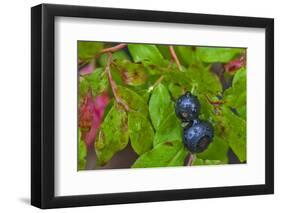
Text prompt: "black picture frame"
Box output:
[[31, 3, 274, 209]]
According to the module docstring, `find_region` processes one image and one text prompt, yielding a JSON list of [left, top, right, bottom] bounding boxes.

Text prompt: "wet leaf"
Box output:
[[197, 94, 215, 121], [224, 68, 246, 119], [116, 85, 148, 115], [192, 158, 222, 166], [153, 112, 182, 146], [128, 111, 154, 155], [197, 136, 229, 162], [79, 63, 94, 75], [78, 130, 87, 170], [215, 106, 246, 162], [157, 45, 171, 60], [95, 103, 129, 165], [174, 46, 196, 66], [114, 60, 148, 86], [78, 41, 103, 60], [168, 82, 185, 99], [188, 65, 222, 95], [82, 68, 109, 96], [79, 77, 90, 100], [163, 69, 192, 87], [196, 47, 245, 63], [79, 93, 110, 147], [98, 50, 130, 67], [149, 83, 173, 130], [128, 44, 164, 65], [132, 140, 188, 168]]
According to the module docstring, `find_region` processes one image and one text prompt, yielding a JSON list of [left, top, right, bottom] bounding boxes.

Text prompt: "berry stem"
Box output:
[[186, 153, 196, 166], [169, 45, 182, 71], [105, 53, 130, 111]]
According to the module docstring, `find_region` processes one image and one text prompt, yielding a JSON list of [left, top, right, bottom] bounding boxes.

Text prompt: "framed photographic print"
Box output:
[[31, 3, 274, 209]]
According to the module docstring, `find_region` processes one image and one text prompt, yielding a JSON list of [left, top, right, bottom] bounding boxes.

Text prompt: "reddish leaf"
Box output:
[[79, 92, 110, 147], [79, 62, 95, 76], [224, 55, 246, 73]]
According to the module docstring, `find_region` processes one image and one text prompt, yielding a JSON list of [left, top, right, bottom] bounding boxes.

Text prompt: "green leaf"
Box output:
[[95, 103, 129, 165], [215, 106, 246, 162], [197, 136, 229, 162], [168, 147, 188, 166], [223, 68, 246, 119], [198, 94, 214, 121], [192, 158, 222, 166], [98, 50, 130, 67], [128, 111, 154, 155], [114, 59, 148, 86], [78, 130, 87, 170], [188, 65, 222, 95], [116, 86, 148, 115], [142, 60, 170, 75], [132, 140, 188, 168], [83, 68, 109, 96], [157, 45, 171, 60], [168, 82, 185, 99], [149, 83, 173, 130], [163, 69, 192, 86], [237, 106, 246, 120], [233, 67, 246, 86], [128, 44, 164, 65], [174, 46, 196, 66], [78, 41, 103, 60], [196, 47, 245, 63], [153, 112, 182, 146], [79, 76, 90, 99]]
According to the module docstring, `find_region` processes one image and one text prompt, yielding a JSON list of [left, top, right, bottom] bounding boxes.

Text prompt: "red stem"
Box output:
[[169, 46, 182, 71], [100, 43, 127, 54], [105, 53, 130, 111], [186, 153, 195, 166]]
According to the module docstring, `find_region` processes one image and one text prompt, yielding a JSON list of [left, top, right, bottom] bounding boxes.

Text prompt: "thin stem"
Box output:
[[169, 46, 182, 71], [105, 53, 130, 111], [100, 43, 127, 54], [153, 75, 164, 88], [186, 153, 195, 166]]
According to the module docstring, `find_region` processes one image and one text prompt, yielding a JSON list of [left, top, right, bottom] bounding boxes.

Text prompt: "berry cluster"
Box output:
[[175, 92, 214, 153]]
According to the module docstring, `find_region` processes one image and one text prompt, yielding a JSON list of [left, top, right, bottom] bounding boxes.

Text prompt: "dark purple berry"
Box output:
[[183, 119, 214, 153], [175, 92, 200, 122]]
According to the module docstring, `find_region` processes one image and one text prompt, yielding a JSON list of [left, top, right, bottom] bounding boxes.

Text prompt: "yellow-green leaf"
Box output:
[[78, 130, 87, 170], [149, 83, 173, 130], [95, 103, 129, 166], [196, 47, 245, 63], [132, 140, 187, 168], [128, 111, 154, 155], [128, 44, 164, 66]]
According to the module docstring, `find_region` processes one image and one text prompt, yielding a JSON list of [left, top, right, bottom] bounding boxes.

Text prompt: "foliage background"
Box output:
[[78, 41, 246, 170]]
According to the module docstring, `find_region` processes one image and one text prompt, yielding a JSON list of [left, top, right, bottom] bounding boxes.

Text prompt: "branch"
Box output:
[[169, 46, 182, 71], [105, 53, 130, 111], [186, 153, 195, 166], [100, 43, 127, 54]]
